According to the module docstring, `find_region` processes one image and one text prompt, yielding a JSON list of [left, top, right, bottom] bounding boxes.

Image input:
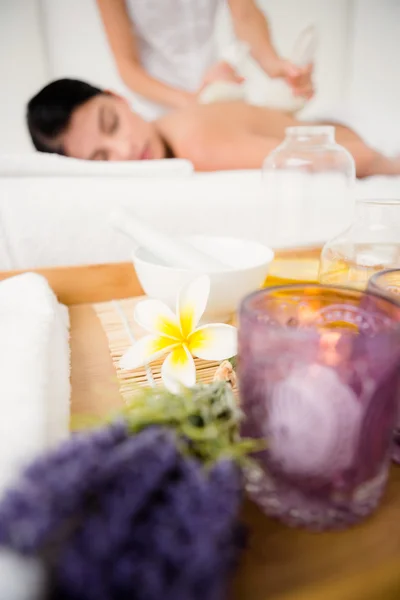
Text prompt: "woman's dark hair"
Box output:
[[26, 78, 103, 154]]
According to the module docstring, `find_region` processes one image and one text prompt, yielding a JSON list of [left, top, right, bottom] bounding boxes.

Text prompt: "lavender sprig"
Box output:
[[0, 383, 250, 600], [0, 426, 243, 600], [0, 421, 129, 553]]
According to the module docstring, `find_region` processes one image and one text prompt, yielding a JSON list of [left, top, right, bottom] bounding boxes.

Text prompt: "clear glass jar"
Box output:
[[319, 199, 400, 289], [262, 126, 355, 285], [368, 268, 400, 301]]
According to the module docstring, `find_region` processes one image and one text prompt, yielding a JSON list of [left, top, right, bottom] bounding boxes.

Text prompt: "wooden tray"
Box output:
[[1, 247, 400, 600]]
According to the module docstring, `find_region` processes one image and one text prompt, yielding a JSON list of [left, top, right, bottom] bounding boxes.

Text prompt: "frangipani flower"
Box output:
[[120, 276, 237, 393]]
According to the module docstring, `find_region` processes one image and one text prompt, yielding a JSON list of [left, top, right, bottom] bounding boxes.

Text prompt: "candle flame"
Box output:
[[320, 331, 341, 366]]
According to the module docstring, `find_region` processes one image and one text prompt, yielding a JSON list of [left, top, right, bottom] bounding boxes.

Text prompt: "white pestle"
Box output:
[[110, 208, 231, 272]]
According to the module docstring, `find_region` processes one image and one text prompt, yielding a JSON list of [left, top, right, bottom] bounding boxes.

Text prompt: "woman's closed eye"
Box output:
[[100, 106, 119, 135]]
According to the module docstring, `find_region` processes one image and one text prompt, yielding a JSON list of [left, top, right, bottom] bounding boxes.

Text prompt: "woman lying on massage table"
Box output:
[[27, 78, 400, 178]]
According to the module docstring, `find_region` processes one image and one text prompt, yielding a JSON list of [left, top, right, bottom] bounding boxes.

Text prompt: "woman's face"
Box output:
[[61, 93, 165, 161]]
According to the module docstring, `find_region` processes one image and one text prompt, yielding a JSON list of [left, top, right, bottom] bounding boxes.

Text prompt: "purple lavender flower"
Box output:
[[0, 421, 130, 553], [0, 424, 243, 600]]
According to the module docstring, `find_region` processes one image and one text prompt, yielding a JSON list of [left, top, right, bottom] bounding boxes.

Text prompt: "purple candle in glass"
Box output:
[[238, 285, 400, 530], [368, 269, 400, 463]]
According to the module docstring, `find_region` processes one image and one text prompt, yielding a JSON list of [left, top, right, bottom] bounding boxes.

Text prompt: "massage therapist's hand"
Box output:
[[268, 58, 315, 99], [200, 61, 245, 89]]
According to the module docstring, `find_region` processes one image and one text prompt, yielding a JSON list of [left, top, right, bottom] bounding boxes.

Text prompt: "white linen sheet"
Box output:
[[0, 172, 399, 270]]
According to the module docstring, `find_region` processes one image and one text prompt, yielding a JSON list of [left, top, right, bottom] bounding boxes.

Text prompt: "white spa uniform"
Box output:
[[125, 0, 221, 120]]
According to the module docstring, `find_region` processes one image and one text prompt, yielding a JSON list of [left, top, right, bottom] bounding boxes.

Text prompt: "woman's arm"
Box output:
[[96, 0, 194, 109], [228, 0, 282, 77], [228, 0, 314, 98]]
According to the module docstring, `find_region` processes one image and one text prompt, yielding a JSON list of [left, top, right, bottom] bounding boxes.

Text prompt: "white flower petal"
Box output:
[[134, 299, 181, 339], [188, 324, 237, 361], [161, 345, 196, 393], [119, 335, 178, 370], [177, 276, 210, 337]]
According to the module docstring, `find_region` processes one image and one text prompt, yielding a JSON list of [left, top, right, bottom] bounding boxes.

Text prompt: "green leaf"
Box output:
[[76, 381, 260, 468], [121, 382, 256, 466]]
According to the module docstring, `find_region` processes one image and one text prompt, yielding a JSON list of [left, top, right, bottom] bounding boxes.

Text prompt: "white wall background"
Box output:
[[350, 0, 400, 112], [0, 0, 399, 154], [347, 0, 400, 154], [0, 0, 48, 153]]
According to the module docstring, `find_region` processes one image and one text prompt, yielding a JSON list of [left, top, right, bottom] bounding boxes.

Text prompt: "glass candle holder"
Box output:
[[238, 285, 400, 530], [368, 269, 400, 463]]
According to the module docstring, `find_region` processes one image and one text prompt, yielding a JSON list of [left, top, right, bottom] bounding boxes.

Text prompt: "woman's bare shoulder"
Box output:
[[156, 103, 249, 144], [154, 103, 254, 170], [155, 105, 218, 155]]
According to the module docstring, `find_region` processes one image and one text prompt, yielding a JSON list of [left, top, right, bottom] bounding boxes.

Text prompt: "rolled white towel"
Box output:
[[198, 80, 247, 104], [0, 273, 70, 493], [0, 154, 194, 178]]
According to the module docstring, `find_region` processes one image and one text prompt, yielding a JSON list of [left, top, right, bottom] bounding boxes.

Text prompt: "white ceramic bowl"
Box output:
[[132, 235, 274, 322]]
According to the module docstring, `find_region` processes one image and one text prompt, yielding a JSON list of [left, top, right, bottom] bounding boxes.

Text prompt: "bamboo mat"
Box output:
[[93, 296, 223, 402]]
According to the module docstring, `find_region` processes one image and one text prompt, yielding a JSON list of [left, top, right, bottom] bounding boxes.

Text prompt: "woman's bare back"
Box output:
[[155, 102, 399, 176], [157, 102, 291, 141]]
